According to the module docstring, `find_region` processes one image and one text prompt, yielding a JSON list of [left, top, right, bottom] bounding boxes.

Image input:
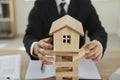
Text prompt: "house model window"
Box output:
[[63, 35, 71, 44]]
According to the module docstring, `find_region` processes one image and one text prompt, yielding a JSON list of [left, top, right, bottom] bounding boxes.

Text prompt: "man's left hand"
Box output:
[[82, 40, 103, 61]]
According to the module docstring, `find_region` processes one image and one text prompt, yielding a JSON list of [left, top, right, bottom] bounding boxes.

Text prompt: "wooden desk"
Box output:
[[96, 49, 120, 80], [0, 49, 120, 80]]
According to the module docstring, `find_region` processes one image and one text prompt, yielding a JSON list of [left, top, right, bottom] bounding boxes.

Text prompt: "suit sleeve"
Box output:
[[23, 1, 43, 60], [85, 0, 108, 53]]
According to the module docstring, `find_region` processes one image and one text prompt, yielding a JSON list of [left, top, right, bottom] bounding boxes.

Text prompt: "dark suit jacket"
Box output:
[[23, 0, 107, 60]]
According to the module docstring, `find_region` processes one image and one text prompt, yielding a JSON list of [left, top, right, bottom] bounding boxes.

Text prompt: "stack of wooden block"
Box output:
[[55, 48, 85, 80], [49, 15, 85, 80]]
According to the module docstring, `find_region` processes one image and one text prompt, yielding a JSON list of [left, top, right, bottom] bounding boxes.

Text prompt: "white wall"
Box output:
[[118, 16, 120, 36], [14, 0, 34, 35], [92, 0, 120, 35], [14, 0, 120, 35]]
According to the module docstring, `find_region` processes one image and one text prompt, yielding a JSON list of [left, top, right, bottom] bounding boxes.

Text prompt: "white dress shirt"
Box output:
[[55, 0, 71, 13]]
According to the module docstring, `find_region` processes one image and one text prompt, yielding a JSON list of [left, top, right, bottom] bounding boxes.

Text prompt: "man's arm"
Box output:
[[23, 1, 44, 60], [85, 0, 107, 53], [83, 0, 107, 61]]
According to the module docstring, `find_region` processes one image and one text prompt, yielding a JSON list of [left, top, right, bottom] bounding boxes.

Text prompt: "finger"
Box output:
[[96, 53, 102, 61], [43, 61, 53, 65], [42, 59, 53, 64], [83, 42, 97, 54], [37, 53, 44, 60], [89, 46, 101, 59], [97, 53, 103, 60], [82, 44, 90, 54], [46, 56, 54, 61], [38, 48, 46, 56], [38, 54, 54, 65], [45, 55, 55, 61], [91, 51, 101, 59], [33, 43, 41, 56], [43, 56, 54, 62], [43, 37, 52, 43], [38, 48, 54, 56], [40, 55, 54, 62], [85, 45, 102, 59], [92, 53, 102, 61], [38, 54, 49, 63], [91, 44, 103, 59], [86, 41, 97, 50], [84, 46, 97, 59], [38, 41, 53, 49], [84, 50, 95, 59]]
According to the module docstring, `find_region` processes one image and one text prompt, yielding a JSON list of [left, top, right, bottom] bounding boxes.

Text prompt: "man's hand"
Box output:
[[82, 40, 103, 61], [33, 37, 55, 65]]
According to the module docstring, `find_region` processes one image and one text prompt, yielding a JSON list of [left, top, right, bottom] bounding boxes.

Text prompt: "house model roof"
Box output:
[[49, 15, 84, 36]]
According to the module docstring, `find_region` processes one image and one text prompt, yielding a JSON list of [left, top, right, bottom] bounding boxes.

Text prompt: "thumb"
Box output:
[[82, 43, 88, 49]]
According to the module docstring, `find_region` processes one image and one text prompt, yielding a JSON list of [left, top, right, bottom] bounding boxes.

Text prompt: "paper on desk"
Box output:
[[25, 60, 56, 80], [25, 57, 101, 80], [0, 55, 21, 80], [79, 58, 101, 79]]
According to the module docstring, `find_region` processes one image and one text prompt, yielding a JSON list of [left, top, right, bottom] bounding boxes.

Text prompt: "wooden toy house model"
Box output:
[[49, 15, 84, 52], [49, 15, 85, 80]]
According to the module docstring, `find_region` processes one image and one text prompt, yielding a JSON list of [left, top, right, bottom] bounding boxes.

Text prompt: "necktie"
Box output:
[[59, 2, 66, 17]]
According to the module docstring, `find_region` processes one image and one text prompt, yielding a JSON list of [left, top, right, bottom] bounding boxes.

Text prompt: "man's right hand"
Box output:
[[33, 37, 55, 65]]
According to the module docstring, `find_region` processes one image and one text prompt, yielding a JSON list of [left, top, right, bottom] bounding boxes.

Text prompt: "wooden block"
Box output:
[[72, 60, 79, 72], [63, 77, 72, 80], [73, 55, 79, 61], [79, 48, 85, 57], [56, 56, 72, 62], [56, 62, 78, 67], [56, 72, 78, 77], [73, 48, 85, 61], [62, 56, 72, 61], [56, 67, 72, 72], [56, 67, 64, 72], [55, 52, 79, 56], [56, 76, 78, 80], [72, 77, 78, 80], [56, 77, 63, 80], [56, 56, 62, 62], [73, 66, 79, 72]]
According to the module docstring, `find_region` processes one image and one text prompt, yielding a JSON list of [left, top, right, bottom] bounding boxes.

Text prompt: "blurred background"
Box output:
[[0, 0, 120, 80], [0, 0, 120, 51]]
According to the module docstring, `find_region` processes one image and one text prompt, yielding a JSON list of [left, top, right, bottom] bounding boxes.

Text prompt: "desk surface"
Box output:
[[0, 50, 30, 80], [96, 49, 120, 80], [0, 49, 120, 80]]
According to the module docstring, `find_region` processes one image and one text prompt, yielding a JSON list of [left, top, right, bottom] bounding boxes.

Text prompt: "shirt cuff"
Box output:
[[30, 41, 38, 57]]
